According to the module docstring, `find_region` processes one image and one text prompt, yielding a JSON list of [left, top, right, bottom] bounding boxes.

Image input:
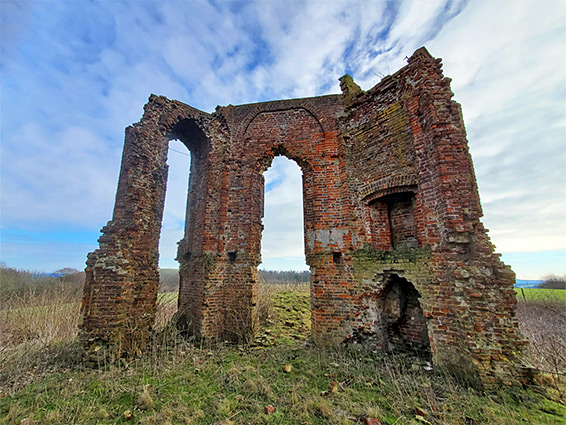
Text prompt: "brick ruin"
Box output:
[[79, 48, 525, 386]]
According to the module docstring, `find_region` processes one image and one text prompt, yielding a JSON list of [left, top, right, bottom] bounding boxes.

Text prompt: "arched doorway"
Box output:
[[259, 155, 311, 342], [261, 156, 307, 271], [160, 139, 191, 270], [379, 274, 431, 359]]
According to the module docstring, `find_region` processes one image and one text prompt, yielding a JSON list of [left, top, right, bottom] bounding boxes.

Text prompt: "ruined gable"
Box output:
[[79, 47, 525, 387]]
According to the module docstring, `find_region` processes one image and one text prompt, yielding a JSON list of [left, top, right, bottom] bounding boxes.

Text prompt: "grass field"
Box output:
[[515, 287, 566, 303], [2, 342, 565, 424], [1, 276, 565, 424]]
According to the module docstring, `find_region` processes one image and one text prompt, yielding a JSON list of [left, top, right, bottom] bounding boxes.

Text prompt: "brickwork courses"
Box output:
[[79, 47, 526, 386]]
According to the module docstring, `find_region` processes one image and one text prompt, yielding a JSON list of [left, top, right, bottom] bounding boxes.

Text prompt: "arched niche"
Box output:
[[377, 274, 431, 359]]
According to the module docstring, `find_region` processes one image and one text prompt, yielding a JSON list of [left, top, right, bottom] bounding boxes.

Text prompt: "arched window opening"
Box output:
[[259, 156, 311, 342], [158, 139, 191, 293], [380, 275, 431, 359], [261, 156, 307, 272]]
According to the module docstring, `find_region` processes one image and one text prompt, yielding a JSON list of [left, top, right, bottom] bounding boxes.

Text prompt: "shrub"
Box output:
[[0, 263, 84, 305], [541, 274, 566, 290], [517, 297, 566, 384]]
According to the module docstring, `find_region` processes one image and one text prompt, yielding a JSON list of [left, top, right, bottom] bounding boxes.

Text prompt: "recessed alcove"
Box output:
[[380, 274, 430, 358], [368, 191, 417, 250]]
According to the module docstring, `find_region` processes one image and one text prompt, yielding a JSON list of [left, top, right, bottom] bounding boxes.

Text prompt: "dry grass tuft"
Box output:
[[153, 293, 178, 333], [0, 289, 80, 347], [517, 297, 566, 380], [0, 285, 82, 393]]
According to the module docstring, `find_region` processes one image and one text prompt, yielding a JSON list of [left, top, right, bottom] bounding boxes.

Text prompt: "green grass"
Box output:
[[2, 343, 565, 424], [253, 290, 312, 347], [158, 292, 178, 303], [2, 286, 566, 425], [4, 346, 566, 425], [516, 288, 566, 303]]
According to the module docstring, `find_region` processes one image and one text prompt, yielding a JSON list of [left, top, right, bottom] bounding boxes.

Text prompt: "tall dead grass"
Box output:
[[0, 286, 82, 393], [0, 289, 80, 347], [517, 297, 566, 379], [0, 276, 180, 393], [1, 265, 565, 398], [153, 294, 178, 333]]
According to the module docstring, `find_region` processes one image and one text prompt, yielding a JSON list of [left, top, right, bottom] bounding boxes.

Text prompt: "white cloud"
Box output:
[[427, 0, 566, 253], [1, 122, 119, 227], [1, 0, 564, 275]]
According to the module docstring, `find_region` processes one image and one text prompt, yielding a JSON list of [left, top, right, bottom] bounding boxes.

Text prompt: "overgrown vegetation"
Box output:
[[516, 288, 566, 387], [1, 265, 565, 424], [541, 274, 566, 290], [259, 269, 310, 284], [0, 263, 84, 303]]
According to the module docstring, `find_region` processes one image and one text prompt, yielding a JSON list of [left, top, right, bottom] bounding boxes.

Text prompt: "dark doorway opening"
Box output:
[[380, 274, 431, 359]]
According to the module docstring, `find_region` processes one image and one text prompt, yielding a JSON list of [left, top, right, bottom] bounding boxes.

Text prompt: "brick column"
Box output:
[[79, 120, 168, 357]]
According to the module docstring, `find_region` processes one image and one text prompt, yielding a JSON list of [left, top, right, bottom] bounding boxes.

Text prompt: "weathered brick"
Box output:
[[79, 47, 524, 386]]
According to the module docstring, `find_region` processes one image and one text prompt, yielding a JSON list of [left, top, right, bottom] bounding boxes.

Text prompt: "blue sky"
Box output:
[[1, 0, 564, 279]]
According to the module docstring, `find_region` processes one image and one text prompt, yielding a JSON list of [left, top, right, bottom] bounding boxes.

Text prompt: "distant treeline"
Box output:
[[159, 269, 180, 293], [258, 269, 310, 283], [159, 269, 310, 293], [541, 274, 566, 290], [0, 265, 312, 301], [3, 263, 562, 299]]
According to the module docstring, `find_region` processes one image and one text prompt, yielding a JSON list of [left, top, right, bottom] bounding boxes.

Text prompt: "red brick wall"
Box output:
[[368, 192, 418, 250], [80, 48, 525, 386], [387, 193, 418, 249]]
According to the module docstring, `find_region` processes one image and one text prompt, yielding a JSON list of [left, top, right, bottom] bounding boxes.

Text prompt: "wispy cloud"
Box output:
[[428, 0, 566, 255], [1, 0, 564, 277]]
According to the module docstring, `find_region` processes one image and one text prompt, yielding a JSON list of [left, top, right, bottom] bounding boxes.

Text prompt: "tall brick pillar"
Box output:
[[401, 48, 524, 384], [80, 95, 216, 357], [79, 117, 168, 356]]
